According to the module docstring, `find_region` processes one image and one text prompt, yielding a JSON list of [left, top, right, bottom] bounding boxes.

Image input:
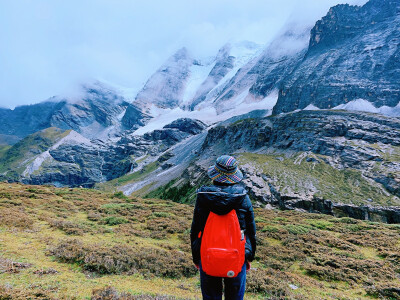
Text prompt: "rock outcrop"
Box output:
[[193, 110, 400, 223]]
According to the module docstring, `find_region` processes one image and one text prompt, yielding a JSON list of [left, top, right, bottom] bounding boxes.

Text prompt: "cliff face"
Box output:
[[270, 0, 400, 114]]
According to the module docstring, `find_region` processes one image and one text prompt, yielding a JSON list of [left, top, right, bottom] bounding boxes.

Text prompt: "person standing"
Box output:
[[190, 155, 256, 300]]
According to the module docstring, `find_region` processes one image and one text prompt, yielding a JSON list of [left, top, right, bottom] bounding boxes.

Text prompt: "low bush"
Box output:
[[366, 282, 400, 299], [0, 257, 32, 273], [337, 217, 359, 224], [284, 224, 312, 235], [100, 203, 143, 215], [301, 253, 396, 284], [246, 268, 297, 298], [261, 225, 279, 233], [0, 207, 34, 229], [151, 211, 172, 218], [49, 239, 197, 278], [91, 286, 178, 300], [48, 219, 85, 235], [345, 224, 369, 232], [0, 285, 53, 299], [305, 219, 333, 230], [102, 216, 129, 226], [145, 217, 185, 234], [112, 191, 128, 200]]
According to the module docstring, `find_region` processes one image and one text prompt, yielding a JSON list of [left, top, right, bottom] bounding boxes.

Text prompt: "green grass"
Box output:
[[284, 224, 312, 235], [305, 219, 334, 230], [96, 160, 160, 192], [238, 152, 399, 206], [365, 143, 400, 163], [102, 216, 129, 225], [0, 145, 11, 159]]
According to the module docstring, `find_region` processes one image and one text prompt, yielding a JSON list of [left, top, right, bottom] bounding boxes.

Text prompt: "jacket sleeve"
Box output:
[[190, 193, 202, 265], [244, 195, 256, 262]]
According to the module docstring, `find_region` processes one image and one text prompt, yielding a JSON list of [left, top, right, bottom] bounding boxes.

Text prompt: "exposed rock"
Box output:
[[163, 118, 206, 135], [121, 103, 152, 130], [4, 118, 207, 187], [130, 47, 193, 110], [271, 0, 400, 114], [195, 109, 400, 223]]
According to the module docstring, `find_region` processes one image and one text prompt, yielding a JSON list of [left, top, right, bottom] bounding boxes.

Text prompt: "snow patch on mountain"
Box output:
[[333, 99, 378, 112], [304, 104, 321, 110], [333, 99, 400, 116], [379, 103, 400, 117], [331, 99, 400, 116], [229, 41, 265, 66], [133, 47, 193, 109], [132, 89, 278, 135], [181, 60, 216, 104]]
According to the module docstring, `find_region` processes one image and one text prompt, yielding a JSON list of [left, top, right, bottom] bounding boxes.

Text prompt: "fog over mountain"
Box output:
[[0, 0, 366, 108]]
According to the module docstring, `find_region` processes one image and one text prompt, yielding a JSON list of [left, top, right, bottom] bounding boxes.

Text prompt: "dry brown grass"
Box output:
[[0, 207, 34, 229], [49, 239, 196, 278], [1, 182, 400, 299], [91, 286, 180, 299]]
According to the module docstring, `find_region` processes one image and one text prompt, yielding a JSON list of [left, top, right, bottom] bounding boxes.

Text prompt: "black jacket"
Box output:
[[190, 182, 256, 265]]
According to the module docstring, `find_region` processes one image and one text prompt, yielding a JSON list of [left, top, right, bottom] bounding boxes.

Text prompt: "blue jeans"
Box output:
[[199, 261, 246, 300]]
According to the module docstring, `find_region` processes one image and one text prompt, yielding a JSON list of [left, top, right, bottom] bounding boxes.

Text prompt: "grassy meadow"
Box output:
[[0, 182, 400, 299]]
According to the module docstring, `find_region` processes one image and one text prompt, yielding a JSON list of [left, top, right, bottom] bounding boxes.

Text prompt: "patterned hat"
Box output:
[[208, 155, 243, 184]]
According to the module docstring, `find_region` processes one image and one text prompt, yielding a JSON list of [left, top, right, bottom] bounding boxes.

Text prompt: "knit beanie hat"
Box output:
[[207, 155, 243, 184]]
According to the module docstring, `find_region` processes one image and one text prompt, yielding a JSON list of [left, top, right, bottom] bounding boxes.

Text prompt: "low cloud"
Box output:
[[0, 0, 367, 108]]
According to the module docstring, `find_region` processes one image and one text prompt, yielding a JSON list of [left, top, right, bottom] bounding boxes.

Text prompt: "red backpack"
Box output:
[[200, 209, 245, 277]]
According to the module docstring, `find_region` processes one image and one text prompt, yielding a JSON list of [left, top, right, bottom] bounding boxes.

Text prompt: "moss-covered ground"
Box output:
[[1, 182, 400, 299]]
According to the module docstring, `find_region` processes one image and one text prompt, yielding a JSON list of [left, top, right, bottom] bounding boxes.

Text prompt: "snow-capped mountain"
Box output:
[[120, 41, 266, 130], [121, 0, 400, 125]]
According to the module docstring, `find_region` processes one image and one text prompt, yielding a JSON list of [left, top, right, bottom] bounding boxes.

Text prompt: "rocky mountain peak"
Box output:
[[309, 4, 363, 52], [309, 0, 400, 53], [271, 0, 400, 115]]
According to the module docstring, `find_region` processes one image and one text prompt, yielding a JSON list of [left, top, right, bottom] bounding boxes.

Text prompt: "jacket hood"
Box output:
[[196, 184, 247, 215]]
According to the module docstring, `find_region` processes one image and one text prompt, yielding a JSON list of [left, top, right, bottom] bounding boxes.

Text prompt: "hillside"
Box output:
[[110, 110, 400, 224], [0, 128, 71, 180], [1, 182, 400, 299]]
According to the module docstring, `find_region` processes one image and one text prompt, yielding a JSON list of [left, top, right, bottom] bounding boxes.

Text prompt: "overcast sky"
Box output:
[[0, 0, 367, 109]]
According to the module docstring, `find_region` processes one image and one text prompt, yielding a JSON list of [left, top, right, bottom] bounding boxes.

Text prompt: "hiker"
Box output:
[[190, 155, 256, 300]]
